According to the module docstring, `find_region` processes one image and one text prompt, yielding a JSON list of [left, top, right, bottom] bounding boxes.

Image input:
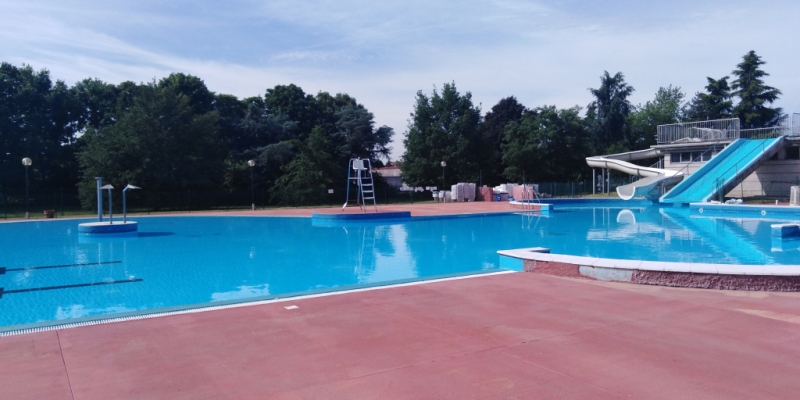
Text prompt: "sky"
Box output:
[[2, 0, 799, 159]]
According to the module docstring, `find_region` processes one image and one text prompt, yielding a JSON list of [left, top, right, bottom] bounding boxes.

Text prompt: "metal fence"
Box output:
[[656, 118, 740, 144], [657, 115, 800, 144], [533, 178, 630, 198], [740, 126, 792, 139], [793, 113, 800, 136], [0, 182, 425, 219]]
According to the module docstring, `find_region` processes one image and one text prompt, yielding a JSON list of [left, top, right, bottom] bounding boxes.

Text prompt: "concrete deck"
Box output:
[[3, 273, 800, 399]]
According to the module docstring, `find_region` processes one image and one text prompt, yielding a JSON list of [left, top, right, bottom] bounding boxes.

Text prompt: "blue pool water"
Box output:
[[1, 206, 798, 330]]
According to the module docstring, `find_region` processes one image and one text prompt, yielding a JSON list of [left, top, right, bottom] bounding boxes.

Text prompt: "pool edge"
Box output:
[[0, 269, 515, 337], [498, 249, 800, 292]]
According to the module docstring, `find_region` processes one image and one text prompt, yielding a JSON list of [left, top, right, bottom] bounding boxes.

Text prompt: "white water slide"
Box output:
[[586, 149, 684, 200]]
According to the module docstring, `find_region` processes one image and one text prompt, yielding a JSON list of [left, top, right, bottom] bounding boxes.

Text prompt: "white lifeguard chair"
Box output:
[[342, 158, 378, 212]]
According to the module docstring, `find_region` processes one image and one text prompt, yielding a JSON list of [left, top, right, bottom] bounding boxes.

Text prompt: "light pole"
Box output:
[[22, 157, 32, 219], [440, 161, 447, 193], [248, 160, 256, 211]]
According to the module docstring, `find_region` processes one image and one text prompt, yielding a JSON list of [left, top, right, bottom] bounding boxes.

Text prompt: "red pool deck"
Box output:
[[3, 273, 800, 399], [4, 201, 800, 398]]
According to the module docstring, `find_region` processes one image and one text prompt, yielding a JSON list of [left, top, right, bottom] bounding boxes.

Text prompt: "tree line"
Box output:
[[0, 68, 392, 208], [401, 50, 785, 187], [0, 50, 784, 208]]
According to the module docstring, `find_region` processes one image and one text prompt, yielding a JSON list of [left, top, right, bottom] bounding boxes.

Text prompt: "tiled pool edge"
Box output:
[[498, 249, 800, 292], [0, 270, 515, 337]]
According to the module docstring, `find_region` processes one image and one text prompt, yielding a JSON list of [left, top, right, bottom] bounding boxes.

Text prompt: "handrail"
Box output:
[[669, 131, 782, 184], [671, 137, 730, 179]]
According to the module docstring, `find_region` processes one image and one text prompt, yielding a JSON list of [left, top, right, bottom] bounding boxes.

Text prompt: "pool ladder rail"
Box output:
[[520, 185, 540, 211], [342, 158, 378, 213]]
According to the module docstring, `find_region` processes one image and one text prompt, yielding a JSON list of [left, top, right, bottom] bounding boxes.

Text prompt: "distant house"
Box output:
[[373, 162, 402, 188], [373, 162, 428, 192]]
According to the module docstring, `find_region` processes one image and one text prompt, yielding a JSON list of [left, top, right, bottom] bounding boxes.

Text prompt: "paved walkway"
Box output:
[[2, 273, 800, 399]]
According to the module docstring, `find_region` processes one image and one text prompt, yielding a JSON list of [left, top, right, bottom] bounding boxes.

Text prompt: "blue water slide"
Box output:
[[660, 138, 783, 204]]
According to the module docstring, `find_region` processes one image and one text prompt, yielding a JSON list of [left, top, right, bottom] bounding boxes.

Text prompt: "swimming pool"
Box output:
[[1, 205, 798, 331]]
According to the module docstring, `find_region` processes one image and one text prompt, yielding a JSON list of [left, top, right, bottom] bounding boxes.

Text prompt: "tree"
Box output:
[[482, 97, 526, 186], [683, 76, 733, 121], [271, 127, 338, 206], [157, 73, 216, 114], [0, 63, 80, 193], [70, 78, 120, 131], [214, 93, 246, 155], [400, 82, 482, 188], [731, 51, 782, 128], [587, 71, 634, 153], [77, 82, 227, 208], [264, 84, 318, 137], [628, 86, 685, 149], [332, 104, 392, 165], [502, 106, 592, 182], [227, 97, 298, 157]]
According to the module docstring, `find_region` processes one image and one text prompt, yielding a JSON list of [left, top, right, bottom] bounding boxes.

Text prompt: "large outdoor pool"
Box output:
[[1, 205, 798, 331]]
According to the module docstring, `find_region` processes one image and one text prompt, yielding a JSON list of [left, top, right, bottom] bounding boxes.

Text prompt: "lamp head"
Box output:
[[100, 184, 114, 190], [247, 160, 256, 167], [440, 161, 446, 167], [22, 157, 32, 166], [125, 184, 141, 190]]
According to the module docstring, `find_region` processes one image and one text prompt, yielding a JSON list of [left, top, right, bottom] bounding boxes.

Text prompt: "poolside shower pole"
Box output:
[[100, 184, 114, 223], [123, 184, 140, 223]]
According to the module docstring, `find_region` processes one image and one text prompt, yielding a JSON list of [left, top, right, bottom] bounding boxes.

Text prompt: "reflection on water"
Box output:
[[55, 304, 135, 320], [353, 224, 417, 283], [212, 284, 270, 301]]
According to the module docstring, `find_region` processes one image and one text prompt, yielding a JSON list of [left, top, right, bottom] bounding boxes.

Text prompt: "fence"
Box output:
[[657, 115, 799, 144], [0, 181, 428, 219], [1, 187, 81, 219], [533, 178, 630, 198], [656, 118, 740, 144]]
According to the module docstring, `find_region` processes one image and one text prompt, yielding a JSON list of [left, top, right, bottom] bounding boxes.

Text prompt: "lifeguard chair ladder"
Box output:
[[342, 158, 378, 212]]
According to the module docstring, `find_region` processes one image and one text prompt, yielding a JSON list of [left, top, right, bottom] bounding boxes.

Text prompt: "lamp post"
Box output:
[[440, 161, 447, 193], [22, 158, 32, 219], [248, 160, 256, 211]]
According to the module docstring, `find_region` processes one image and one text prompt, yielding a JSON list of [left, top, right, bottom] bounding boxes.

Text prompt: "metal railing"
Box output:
[[793, 113, 800, 136], [657, 115, 799, 144], [657, 118, 740, 144], [520, 185, 540, 210], [740, 126, 791, 139], [702, 139, 779, 202]]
